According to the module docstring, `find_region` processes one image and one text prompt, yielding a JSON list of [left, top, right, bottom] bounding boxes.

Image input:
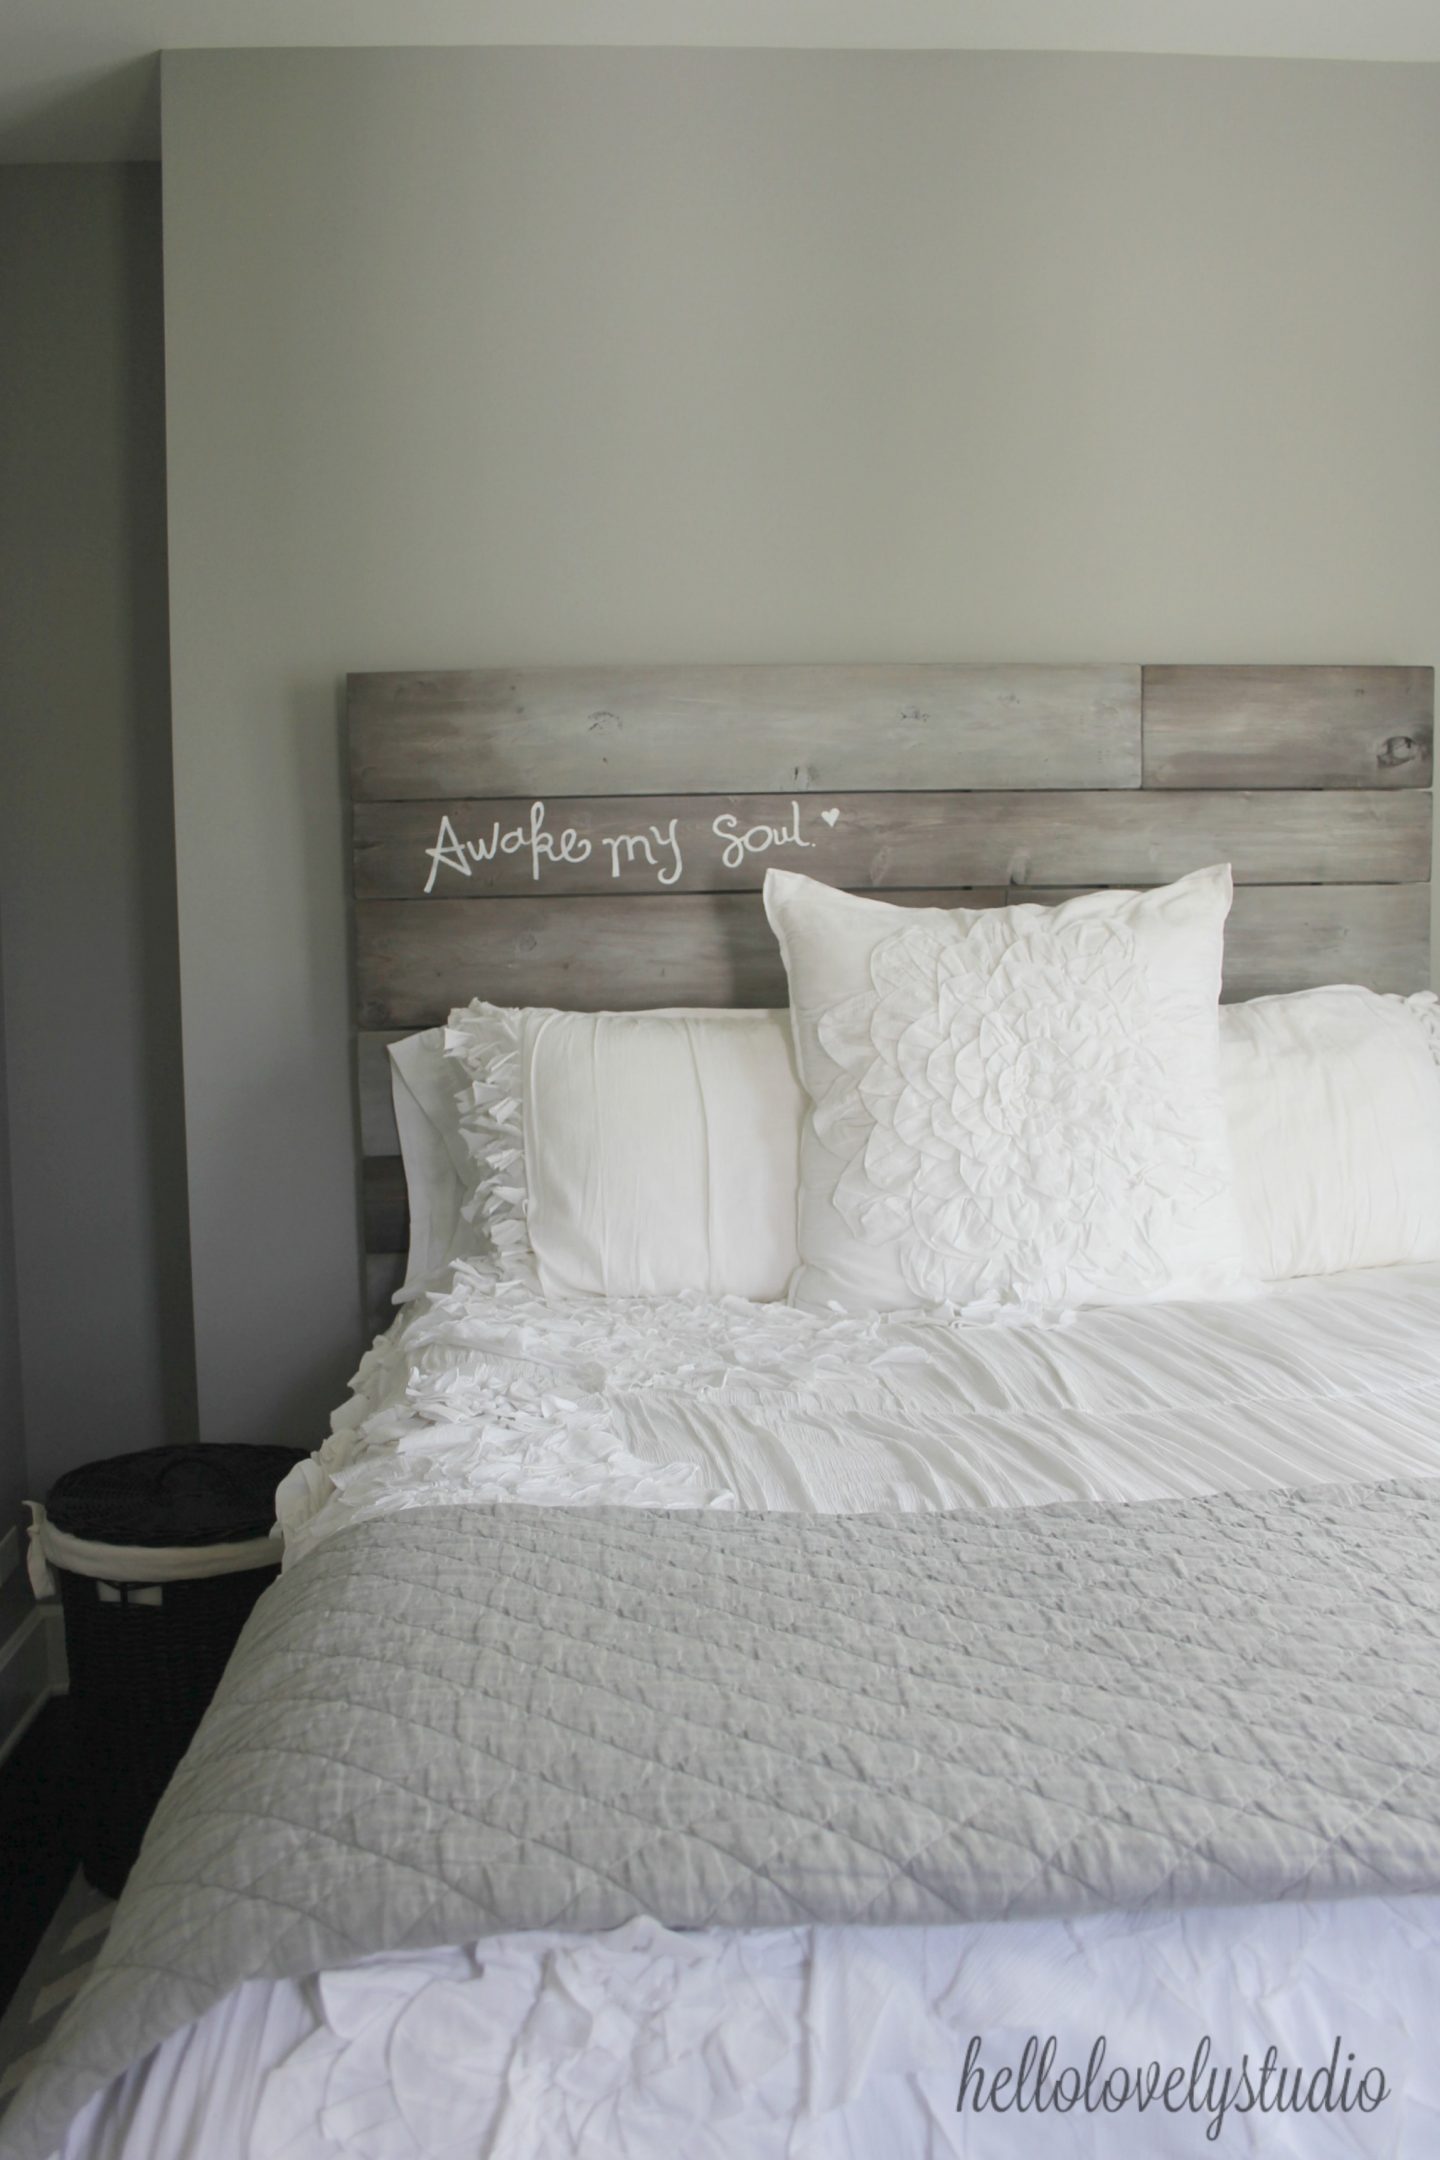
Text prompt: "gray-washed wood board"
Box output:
[[364, 1158, 409, 1254], [349, 664, 1143, 797], [354, 789, 1431, 899], [1143, 666, 1433, 789], [357, 1032, 405, 1160], [355, 881, 1430, 1031]]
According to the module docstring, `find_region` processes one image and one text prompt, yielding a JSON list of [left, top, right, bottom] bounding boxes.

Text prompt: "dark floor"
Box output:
[[0, 1699, 78, 2016]]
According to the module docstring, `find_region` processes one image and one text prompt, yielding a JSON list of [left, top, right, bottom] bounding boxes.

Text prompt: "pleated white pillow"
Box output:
[[765, 864, 1251, 1316], [444, 1002, 803, 1301], [1220, 987, 1440, 1281]]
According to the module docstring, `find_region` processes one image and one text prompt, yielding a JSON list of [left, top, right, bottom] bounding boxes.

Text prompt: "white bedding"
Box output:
[[280, 1253, 1440, 1558], [47, 1261, 1440, 2159]]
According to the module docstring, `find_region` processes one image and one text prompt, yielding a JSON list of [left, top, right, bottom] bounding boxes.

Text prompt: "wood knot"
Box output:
[[1379, 734, 1421, 769]]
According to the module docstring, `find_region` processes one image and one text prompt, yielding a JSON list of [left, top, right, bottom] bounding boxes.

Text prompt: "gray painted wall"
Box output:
[[0, 901, 27, 1585], [0, 164, 195, 1501], [159, 48, 1440, 1448]]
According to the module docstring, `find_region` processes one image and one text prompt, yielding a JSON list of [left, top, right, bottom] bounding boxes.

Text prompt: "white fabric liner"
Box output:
[[48, 1259, 1440, 2159], [24, 1507, 283, 1597]]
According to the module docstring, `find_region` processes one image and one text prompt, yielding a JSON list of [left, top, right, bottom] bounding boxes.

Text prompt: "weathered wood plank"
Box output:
[[364, 1253, 405, 1339], [363, 1156, 408, 1253], [356, 890, 991, 1024], [347, 665, 1143, 797], [354, 790, 1431, 899], [358, 1030, 405, 1156], [1143, 666, 1433, 788], [1219, 883, 1430, 1000], [355, 883, 1430, 1030]]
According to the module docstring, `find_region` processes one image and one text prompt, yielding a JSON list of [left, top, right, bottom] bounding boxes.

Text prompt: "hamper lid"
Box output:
[[45, 1444, 308, 1549]]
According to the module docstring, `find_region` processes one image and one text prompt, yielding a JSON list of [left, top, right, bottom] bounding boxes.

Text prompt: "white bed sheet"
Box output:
[[46, 1262, 1440, 2160]]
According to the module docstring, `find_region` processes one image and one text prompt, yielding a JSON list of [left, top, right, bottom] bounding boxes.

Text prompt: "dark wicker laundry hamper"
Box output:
[[28, 1444, 307, 1897]]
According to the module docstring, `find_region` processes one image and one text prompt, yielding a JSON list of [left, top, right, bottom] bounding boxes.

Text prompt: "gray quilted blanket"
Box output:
[[9, 1480, 1440, 2160]]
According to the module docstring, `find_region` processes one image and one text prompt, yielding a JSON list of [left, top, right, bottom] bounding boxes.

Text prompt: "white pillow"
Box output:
[[387, 1029, 486, 1291], [444, 1003, 803, 1300], [764, 864, 1251, 1316], [1220, 986, 1440, 1281]]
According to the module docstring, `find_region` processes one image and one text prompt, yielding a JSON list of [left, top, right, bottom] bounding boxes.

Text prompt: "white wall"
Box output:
[[160, 47, 1440, 1445], [0, 165, 194, 1503]]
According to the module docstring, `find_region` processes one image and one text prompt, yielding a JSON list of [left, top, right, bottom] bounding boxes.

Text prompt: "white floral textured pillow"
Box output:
[[764, 865, 1252, 1316]]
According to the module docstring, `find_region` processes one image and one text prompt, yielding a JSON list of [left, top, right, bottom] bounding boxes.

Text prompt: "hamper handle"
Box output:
[[25, 1501, 56, 1599]]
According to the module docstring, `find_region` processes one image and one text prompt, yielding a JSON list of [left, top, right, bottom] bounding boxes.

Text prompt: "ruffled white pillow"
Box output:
[[443, 1002, 803, 1301], [765, 865, 1252, 1316], [387, 1028, 487, 1291]]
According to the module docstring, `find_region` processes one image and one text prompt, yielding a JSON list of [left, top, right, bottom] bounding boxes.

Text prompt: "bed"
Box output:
[[6, 660, 1440, 2160]]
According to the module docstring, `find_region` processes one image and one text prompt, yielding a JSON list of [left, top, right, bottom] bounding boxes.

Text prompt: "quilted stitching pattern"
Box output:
[[7, 1479, 1440, 2160]]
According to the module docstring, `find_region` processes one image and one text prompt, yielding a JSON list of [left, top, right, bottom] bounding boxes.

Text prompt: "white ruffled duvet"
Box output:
[[279, 1254, 1440, 1560], [50, 1261, 1440, 2159]]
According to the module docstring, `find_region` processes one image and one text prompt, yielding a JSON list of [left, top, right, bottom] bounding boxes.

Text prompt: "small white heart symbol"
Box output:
[[821, 807, 840, 828]]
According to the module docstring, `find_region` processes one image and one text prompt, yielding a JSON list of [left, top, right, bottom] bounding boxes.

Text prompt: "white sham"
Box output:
[[443, 1002, 803, 1301], [1222, 986, 1440, 1281], [764, 864, 1251, 1316]]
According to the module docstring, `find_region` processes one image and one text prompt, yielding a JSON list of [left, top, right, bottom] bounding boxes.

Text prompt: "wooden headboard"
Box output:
[[347, 661, 1434, 1330]]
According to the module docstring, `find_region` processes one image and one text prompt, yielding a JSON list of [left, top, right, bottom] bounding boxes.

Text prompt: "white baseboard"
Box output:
[[0, 1603, 67, 1771]]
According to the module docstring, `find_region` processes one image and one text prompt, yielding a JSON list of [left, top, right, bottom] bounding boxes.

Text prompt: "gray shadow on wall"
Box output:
[[0, 57, 159, 162], [117, 166, 200, 1447], [300, 669, 368, 1367], [179, 661, 373, 1450], [331, 676, 369, 1340]]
